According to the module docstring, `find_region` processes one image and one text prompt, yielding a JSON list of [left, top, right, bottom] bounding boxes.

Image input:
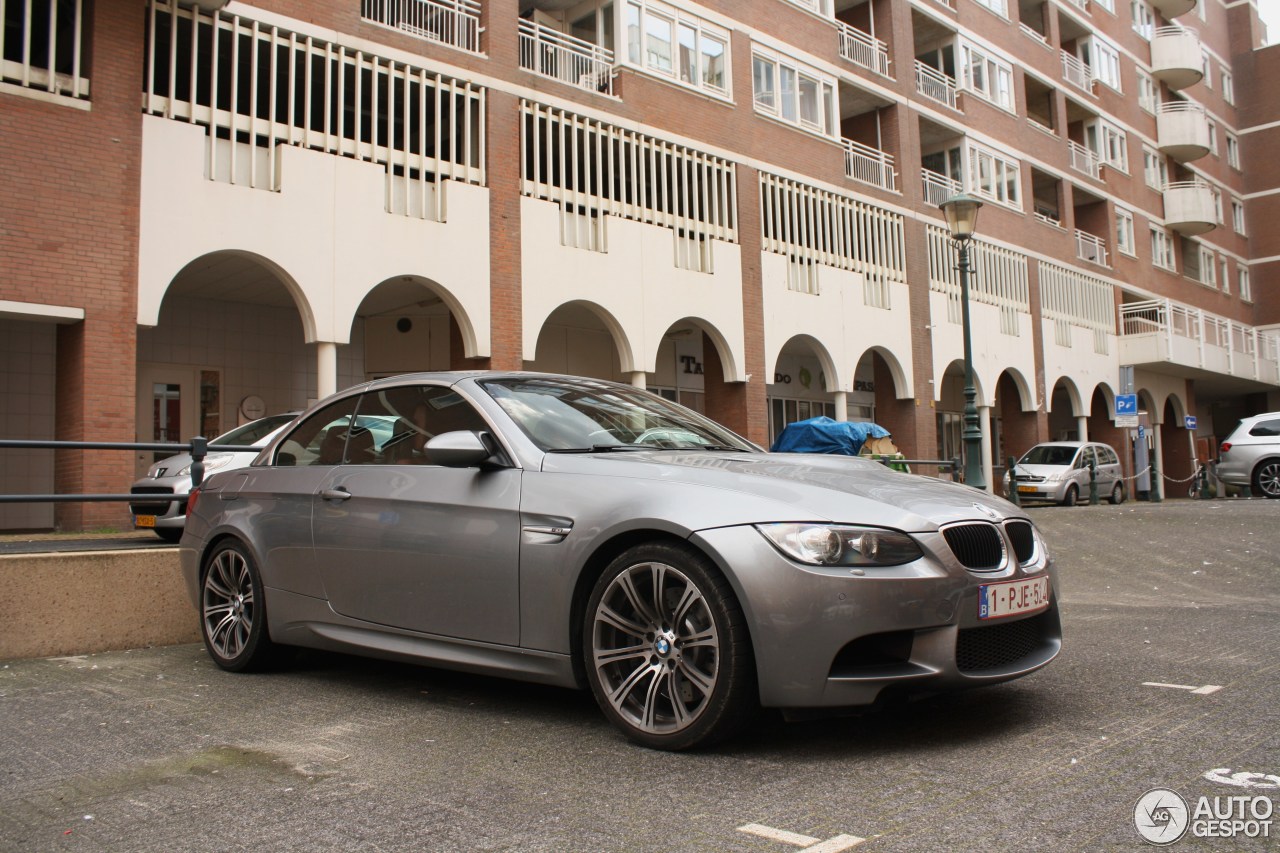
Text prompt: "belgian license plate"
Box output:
[[1017, 485, 1037, 494], [134, 514, 156, 529], [979, 575, 1050, 620]]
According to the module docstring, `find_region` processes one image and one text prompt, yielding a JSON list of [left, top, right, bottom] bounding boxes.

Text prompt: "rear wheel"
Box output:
[[1109, 482, 1125, 505], [200, 541, 282, 672], [1253, 460, 1280, 499], [583, 542, 756, 751], [1061, 484, 1079, 507]]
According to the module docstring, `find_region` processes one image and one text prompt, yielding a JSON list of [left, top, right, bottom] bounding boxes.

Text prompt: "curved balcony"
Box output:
[[1149, 0, 1196, 18], [1156, 102, 1209, 162], [1163, 181, 1216, 236], [1151, 27, 1204, 90]]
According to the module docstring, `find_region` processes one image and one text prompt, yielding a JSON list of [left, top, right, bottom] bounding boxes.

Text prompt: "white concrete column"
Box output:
[[1076, 416, 1089, 442], [629, 371, 647, 390], [979, 405, 994, 493], [317, 342, 338, 401], [1153, 422, 1165, 500], [833, 391, 848, 422]]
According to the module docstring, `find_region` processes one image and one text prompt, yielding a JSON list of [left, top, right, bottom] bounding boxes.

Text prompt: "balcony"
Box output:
[[518, 19, 615, 95], [1151, 27, 1203, 90], [843, 139, 896, 190], [361, 0, 482, 53], [837, 21, 890, 77], [1156, 102, 1210, 162], [921, 169, 962, 207], [915, 61, 958, 110], [1149, 0, 1196, 18], [1075, 230, 1108, 266], [1068, 140, 1101, 180], [1060, 52, 1094, 94], [1163, 181, 1216, 236], [1120, 299, 1280, 386]]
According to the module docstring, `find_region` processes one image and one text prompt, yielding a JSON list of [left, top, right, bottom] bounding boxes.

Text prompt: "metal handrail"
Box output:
[[0, 438, 259, 503]]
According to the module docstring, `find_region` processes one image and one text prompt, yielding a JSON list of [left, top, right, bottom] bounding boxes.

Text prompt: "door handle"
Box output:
[[320, 488, 352, 502]]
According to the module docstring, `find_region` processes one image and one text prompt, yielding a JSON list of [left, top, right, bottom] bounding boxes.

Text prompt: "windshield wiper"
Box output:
[[545, 444, 649, 453]]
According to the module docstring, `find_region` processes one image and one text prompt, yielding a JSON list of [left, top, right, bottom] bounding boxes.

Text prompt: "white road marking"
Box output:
[[1142, 682, 1223, 695], [737, 824, 866, 852], [1204, 768, 1280, 789]]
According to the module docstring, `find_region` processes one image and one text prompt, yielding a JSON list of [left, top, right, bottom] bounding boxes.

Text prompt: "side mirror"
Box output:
[[425, 431, 500, 468]]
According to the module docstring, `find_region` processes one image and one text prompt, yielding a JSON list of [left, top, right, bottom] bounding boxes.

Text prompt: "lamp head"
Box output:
[[940, 192, 983, 241]]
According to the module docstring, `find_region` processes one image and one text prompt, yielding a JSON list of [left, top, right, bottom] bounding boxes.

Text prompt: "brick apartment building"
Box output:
[[1, 0, 1278, 531]]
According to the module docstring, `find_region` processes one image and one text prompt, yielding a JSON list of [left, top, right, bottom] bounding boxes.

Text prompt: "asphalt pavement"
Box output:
[[1, 499, 1277, 851]]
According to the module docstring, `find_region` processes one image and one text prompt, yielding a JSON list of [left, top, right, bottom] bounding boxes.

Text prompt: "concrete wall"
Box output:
[[0, 550, 197, 660]]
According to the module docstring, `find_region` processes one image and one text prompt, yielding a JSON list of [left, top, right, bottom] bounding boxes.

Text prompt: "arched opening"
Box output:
[[767, 336, 839, 447], [994, 369, 1038, 473], [351, 275, 468, 378], [1161, 395, 1193, 494], [936, 360, 986, 477], [526, 302, 629, 381], [1047, 378, 1084, 440]]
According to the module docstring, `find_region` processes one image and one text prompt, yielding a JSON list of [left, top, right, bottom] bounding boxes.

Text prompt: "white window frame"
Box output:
[[752, 47, 837, 138], [1131, 0, 1155, 39], [625, 0, 731, 99], [967, 142, 1021, 209], [1151, 226, 1176, 272], [1221, 258, 1230, 294], [1212, 187, 1224, 225], [1221, 68, 1234, 104], [1143, 145, 1167, 191], [1232, 198, 1246, 235], [973, 0, 1009, 19], [1199, 246, 1217, 288], [1207, 119, 1218, 156], [1081, 36, 1122, 92], [1239, 267, 1252, 301], [1201, 52, 1212, 88], [960, 42, 1015, 111], [1088, 119, 1129, 173], [1116, 206, 1136, 257], [1137, 70, 1159, 114], [782, 0, 834, 17], [1226, 132, 1240, 169]]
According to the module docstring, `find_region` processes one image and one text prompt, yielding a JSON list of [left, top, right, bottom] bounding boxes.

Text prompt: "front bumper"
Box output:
[[129, 476, 192, 530], [690, 524, 1061, 709]]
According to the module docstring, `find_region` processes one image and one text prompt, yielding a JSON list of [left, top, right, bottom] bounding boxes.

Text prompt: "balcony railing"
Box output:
[[1060, 52, 1094, 93], [1068, 140, 1101, 179], [837, 22, 890, 77], [518, 19, 614, 95], [1019, 23, 1051, 49], [1, 0, 90, 100], [915, 61, 958, 110], [843, 139, 896, 191], [1119, 299, 1280, 384], [1075, 230, 1108, 266], [361, 0, 482, 53], [921, 169, 962, 207], [1063, 0, 1089, 11]]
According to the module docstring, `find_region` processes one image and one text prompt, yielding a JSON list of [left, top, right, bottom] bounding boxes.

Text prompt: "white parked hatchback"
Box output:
[[1007, 441, 1125, 506]]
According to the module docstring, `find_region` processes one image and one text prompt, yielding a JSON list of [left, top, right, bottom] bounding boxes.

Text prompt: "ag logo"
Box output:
[[1135, 788, 1190, 845]]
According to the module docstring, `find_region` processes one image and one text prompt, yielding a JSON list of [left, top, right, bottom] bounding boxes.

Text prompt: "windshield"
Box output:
[[480, 377, 758, 453], [1019, 445, 1079, 467], [211, 413, 296, 446]]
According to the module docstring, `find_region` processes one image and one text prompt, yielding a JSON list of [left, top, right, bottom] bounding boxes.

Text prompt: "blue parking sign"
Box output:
[[1116, 394, 1138, 416]]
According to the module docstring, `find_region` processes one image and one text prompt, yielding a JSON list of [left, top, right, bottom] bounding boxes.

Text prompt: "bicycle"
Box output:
[[1187, 460, 1211, 499]]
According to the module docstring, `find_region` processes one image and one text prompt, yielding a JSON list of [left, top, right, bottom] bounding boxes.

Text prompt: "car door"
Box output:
[[1074, 445, 1096, 492], [310, 384, 522, 645]]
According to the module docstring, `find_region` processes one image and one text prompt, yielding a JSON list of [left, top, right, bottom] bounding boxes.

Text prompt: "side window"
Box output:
[[1077, 447, 1096, 469], [273, 397, 360, 466], [1100, 446, 1118, 465], [1249, 419, 1280, 438], [350, 385, 489, 465]]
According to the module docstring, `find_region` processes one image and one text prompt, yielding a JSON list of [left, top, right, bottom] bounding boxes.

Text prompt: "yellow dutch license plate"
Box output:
[[1017, 485, 1037, 494], [134, 515, 157, 529]]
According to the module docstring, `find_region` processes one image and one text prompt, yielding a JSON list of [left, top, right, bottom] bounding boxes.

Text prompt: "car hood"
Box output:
[[540, 451, 1025, 531], [1011, 463, 1070, 479]]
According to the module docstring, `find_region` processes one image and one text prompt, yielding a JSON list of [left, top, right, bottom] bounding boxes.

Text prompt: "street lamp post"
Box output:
[[939, 192, 986, 491]]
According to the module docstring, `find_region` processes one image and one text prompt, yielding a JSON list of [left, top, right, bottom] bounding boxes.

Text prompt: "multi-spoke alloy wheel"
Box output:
[[1254, 461, 1280, 499], [584, 543, 754, 750], [200, 541, 279, 672]]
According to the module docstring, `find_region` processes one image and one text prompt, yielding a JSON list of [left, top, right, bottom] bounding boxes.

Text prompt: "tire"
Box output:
[[1252, 460, 1280, 499], [582, 542, 756, 751], [1110, 482, 1126, 505], [199, 540, 282, 672], [154, 527, 183, 544], [1061, 484, 1079, 507]]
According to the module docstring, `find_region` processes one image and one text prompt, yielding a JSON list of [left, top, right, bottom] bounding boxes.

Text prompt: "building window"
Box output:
[[1201, 52, 1212, 88], [973, 0, 1009, 18], [0, 0, 91, 100], [782, 0, 834, 16], [1207, 119, 1218, 156], [1212, 187, 1223, 225], [1226, 132, 1240, 169], [626, 0, 729, 97], [1137, 71, 1159, 114], [1081, 36, 1122, 92], [1239, 268, 1252, 301], [1232, 199, 1246, 234], [961, 43, 1015, 111], [968, 143, 1021, 208], [1116, 207, 1136, 257], [1143, 146, 1167, 191], [1221, 258, 1230, 294], [1151, 227, 1176, 272], [1221, 68, 1234, 104], [1131, 0, 1155, 39], [1088, 120, 1128, 173], [752, 48, 836, 137]]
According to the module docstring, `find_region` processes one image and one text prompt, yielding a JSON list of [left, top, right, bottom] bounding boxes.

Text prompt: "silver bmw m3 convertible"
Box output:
[[180, 372, 1060, 750]]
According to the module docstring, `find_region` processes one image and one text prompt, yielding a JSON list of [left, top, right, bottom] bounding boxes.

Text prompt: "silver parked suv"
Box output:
[[1007, 441, 1125, 506], [1217, 412, 1280, 498]]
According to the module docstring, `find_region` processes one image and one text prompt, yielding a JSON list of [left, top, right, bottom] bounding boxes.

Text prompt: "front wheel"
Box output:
[[200, 541, 282, 672], [1061, 484, 1079, 507], [1253, 460, 1280, 499], [583, 542, 756, 751], [1110, 482, 1126, 505]]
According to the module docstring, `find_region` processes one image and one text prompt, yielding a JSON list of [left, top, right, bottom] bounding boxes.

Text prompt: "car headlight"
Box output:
[[177, 453, 235, 477], [756, 523, 923, 567]]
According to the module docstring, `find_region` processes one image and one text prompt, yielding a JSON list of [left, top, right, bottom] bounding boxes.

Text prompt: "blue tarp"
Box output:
[[770, 416, 890, 456]]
